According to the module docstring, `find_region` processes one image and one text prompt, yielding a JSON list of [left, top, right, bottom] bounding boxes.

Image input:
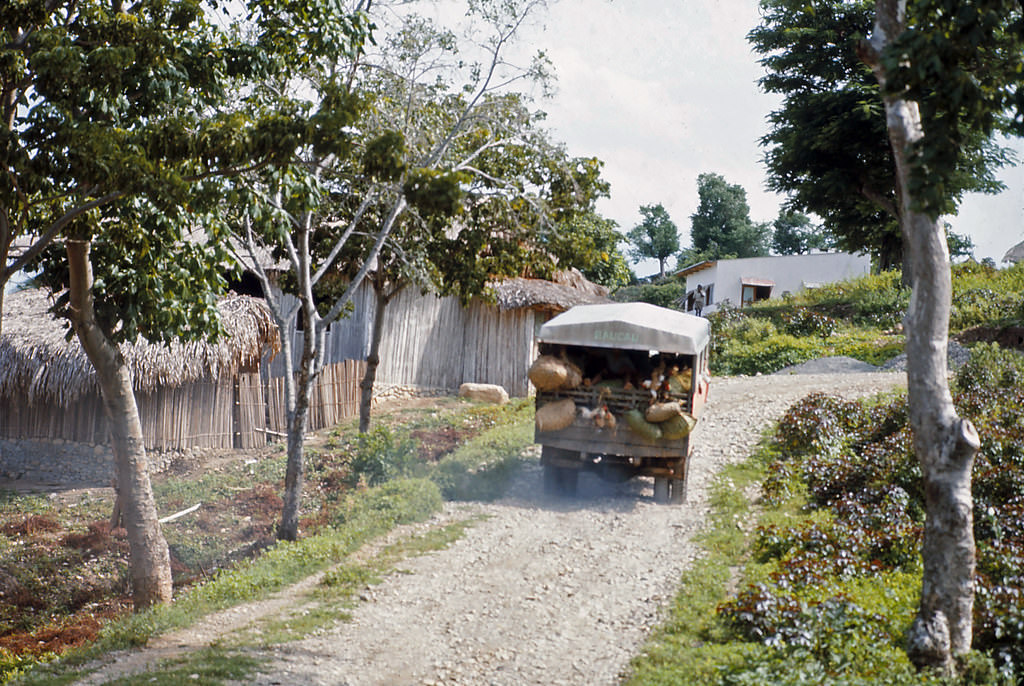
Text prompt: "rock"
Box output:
[[458, 383, 509, 405]]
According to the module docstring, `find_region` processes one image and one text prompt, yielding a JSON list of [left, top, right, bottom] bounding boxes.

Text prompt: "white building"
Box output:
[[674, 252, 872, 314]]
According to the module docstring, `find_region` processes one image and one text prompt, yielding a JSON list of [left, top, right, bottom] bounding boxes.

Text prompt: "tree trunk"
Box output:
[[277, 309, 316, 541], [66, 240, 172, 610], [862, 1, 980, 673], [359, 284, 401, 433]]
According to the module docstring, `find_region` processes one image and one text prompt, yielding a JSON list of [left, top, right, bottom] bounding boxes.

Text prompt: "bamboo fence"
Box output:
[[0, 360, 366, 452]]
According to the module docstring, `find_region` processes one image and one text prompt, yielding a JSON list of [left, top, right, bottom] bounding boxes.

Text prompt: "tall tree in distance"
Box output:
[[749, 0, 1012, 273], [548, 212, 631, 289], [771, 210, 832, 255], [626, 203, 679, 278], [687, 173, 770, 262], [859, 0, 1024, 674]]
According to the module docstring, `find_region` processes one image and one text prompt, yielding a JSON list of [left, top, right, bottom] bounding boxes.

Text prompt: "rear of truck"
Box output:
[[531, 303, 711, 504]]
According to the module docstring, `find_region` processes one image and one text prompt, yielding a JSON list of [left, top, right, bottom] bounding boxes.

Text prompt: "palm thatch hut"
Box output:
[[1003, 240, 1024, 264], [0, 288, 281, 484]]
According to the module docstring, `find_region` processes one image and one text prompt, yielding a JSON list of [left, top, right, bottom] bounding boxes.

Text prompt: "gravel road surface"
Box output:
[[69, 370, 905, 686], [238, 371, 905, 686]]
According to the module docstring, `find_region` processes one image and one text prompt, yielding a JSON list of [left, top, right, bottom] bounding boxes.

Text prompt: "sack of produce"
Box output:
[[624, 409, 663, 441], [529, 355, 583, 391], [667, 368, 693, 394], [536, 398, 577, 432], [661, 412, 697, 440], [645, 401, 683, 423]]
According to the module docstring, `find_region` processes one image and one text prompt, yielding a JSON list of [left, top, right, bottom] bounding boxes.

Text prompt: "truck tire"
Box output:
[[543, 464, 578, 497], [653, 476, 670, 504], [670, 478, 687, 504]]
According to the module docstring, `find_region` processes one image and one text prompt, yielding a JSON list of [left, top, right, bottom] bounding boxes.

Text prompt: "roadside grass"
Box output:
[[7, 398, 534, 685], [625, 446, 770, 685], [99, 648, 267, 686]]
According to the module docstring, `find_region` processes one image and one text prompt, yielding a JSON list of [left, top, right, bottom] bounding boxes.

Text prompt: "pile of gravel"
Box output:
[[773, 341, 973, 376], [773, 356, 883, 375], [880, 340, 971, 372]]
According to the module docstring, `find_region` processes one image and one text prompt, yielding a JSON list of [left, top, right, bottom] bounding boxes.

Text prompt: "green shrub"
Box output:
[[431, 421, 533, 501], [713, 333, 819, 376], [334, 478, 442, 529], [778, 307, 838, 339], [613, 281, 686, 309], [347, 426, 418, 486], [781, 270, 908, 328], [950, 261, 1024, 331], [955, 342, 1024, 391]]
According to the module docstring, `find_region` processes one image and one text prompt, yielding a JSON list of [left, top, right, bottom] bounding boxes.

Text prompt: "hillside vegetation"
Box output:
[[629, 343, 1024, 685], [627, 262, 1024, 685], [708, 261, 1024, 375]]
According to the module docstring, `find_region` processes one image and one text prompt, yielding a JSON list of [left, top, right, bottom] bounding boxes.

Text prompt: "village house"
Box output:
[[264, 269, 611, 401], [674, 252, 872, 314]]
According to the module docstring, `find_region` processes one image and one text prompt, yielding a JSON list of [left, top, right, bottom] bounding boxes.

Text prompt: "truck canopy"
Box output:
[[537, 302, 710, 355]]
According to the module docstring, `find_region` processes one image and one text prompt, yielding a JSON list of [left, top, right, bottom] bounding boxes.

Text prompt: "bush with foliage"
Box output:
[[778, 307, 838, 339], [950, 261, 1024, 332], [345, 426, 419, 487], [775, 270, 909, 328], [612, 280, 686, 309], [715, 343, 1024, 684]]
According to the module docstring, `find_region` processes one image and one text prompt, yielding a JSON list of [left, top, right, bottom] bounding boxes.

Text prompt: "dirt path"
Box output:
[[73, 372, 905, 686]]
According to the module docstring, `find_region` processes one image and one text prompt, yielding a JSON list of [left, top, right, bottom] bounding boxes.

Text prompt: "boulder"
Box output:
[[458, 383, 509, 405]]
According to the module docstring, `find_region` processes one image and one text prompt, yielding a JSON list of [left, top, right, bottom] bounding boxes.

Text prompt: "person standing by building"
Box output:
[[693, 284, 705, 316]]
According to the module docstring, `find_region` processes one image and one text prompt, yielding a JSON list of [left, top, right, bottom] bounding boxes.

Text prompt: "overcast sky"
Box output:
[[458, 0, 1024, 275]]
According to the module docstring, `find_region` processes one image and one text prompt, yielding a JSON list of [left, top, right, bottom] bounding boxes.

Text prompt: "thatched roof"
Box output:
[[1003, 240, 1024, 264], [491, 268, 610, 312], [0, 288, 280, 406]]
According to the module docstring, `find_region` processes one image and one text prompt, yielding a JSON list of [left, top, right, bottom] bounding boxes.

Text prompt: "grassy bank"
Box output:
[[628, 344, 1024, 685], [3, 398, 535, 684]]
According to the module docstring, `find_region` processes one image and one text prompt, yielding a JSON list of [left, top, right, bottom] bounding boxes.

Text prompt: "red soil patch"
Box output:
[[0, 600, 127, 657], [2, 514, 60, 537], [410, 425, 468, 462]]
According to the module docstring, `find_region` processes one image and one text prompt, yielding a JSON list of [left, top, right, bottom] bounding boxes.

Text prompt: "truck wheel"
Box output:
[[670, 478, 687, 504], [560, 467, 578, 496], [653, 476, 670, 504], [543, 464, 578, 497], [543, 464, 559, 496]]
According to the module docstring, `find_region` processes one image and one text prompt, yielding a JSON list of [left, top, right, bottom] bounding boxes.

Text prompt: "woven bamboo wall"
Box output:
[[0, 359, 366, 452], [291, 282, 538, 397], [262, 359, 365, 434]]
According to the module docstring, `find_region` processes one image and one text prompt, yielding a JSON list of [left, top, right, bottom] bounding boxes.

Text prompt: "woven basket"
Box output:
[[662, 412, 697, 440], [529, 355, 583, 391], [536, 398, 577, 432], [645, 401, 684, 423]]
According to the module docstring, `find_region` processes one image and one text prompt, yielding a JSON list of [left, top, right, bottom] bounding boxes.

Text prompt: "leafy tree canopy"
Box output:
[[547, 213, 631, 289], [4, 0, 370, 341], [749, 0, 1013, 271], [687, 173, 770, 262], [626, 203, 680, 278], [883, 0, 1024, 218], [771, 210, 833, 255]]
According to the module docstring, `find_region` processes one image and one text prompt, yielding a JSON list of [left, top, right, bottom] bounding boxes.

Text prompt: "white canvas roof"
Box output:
[[537, 302, 710, 355]]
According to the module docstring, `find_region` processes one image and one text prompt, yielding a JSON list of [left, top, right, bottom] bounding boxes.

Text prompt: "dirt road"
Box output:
[[75, 372, 905, 686]]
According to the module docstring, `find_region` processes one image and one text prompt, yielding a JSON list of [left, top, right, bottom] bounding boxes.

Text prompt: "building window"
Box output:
[[741, 283, 772, 306]]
